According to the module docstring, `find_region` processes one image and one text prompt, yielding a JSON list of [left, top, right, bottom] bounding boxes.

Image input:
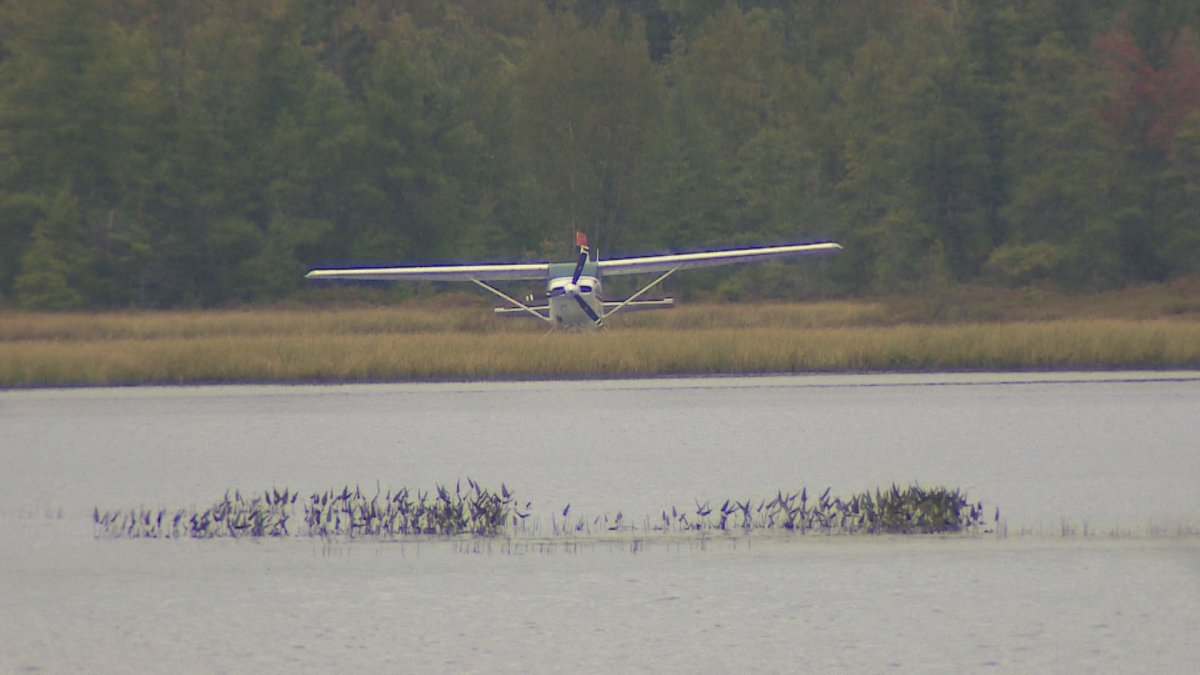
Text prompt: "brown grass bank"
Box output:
[[2, 282, 1199, 387]]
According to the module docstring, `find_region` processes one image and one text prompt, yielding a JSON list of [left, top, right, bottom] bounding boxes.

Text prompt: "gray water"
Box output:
[[1, 372, 1198, 672]]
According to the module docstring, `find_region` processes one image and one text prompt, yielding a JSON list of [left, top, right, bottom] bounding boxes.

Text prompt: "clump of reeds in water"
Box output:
[[93, 480, 526, 539], [554, 484, 992, 536], [94, 482, 992, 540]]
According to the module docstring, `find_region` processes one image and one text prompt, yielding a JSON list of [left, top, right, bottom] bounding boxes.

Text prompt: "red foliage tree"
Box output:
[[1097, 26, 1200, 158]]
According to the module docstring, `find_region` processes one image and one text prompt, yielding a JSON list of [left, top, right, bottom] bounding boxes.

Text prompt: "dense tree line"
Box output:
[[1, 0, 1198, 309]]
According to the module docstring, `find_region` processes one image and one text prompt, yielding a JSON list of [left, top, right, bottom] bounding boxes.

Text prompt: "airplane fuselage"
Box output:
[[546, 275, 603, 329]]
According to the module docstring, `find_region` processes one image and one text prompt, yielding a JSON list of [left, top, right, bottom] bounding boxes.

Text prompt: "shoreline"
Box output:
[[4, 368, 1199, 394]]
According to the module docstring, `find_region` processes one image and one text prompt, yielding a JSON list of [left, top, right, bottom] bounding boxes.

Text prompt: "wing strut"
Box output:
[[470, 278, 553, 323], [602, 266, 680, 320]]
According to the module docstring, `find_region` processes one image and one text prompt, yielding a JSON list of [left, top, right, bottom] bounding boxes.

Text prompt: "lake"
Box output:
[[1, 372, 1197, 672]]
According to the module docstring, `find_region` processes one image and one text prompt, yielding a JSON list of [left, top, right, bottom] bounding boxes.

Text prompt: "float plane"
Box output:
[[305, 233, 842, 330]]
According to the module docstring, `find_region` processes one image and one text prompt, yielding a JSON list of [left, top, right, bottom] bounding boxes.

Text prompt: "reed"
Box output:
[[4, 317, 1199, 386], [93, 482, 990, 539], [0, 304, 525, 342], [93, 480, 526, 539]]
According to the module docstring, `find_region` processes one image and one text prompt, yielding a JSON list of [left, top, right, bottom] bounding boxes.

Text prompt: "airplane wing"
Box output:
[[305, 262, 549, 282], [305, 241, 841, 281], [597, 242, 842, 276]]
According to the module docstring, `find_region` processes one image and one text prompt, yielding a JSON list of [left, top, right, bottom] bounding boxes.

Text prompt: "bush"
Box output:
[[982, 242, 1073, 287]]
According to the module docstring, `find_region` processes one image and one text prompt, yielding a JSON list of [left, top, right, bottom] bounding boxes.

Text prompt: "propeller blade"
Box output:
[[571, 248, 588, 284], [574, 294, 603, 326]]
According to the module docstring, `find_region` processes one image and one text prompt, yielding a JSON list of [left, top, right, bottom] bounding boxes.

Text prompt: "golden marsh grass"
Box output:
[[2, 298, 1198, 386]]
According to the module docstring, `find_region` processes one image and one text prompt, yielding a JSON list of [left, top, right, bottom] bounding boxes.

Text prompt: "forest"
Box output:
[[1, 0, 1198, 309]]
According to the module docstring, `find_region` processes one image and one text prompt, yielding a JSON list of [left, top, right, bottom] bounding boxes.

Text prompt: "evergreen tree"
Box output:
[[0, 193, 43, 299], [833, 4, 989, 290], [995, 34, 1124, 287], [1160, 111, 1200, 277], [512, 8, 663, 254], [14, 187, 88, 309], [0, 0, 1196, 308]]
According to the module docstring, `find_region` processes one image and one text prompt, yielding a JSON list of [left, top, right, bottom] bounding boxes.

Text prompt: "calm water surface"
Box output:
[[1, 372, 1197, 672]]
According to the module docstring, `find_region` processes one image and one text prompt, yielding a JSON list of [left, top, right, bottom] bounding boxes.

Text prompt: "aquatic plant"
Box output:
[[93, 480, 527, 539], [552, 484, 992, 536], [94, 482, 991, 540]]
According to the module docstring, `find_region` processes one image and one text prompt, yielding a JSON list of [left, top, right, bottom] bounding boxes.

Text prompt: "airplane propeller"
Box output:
[[574, 291, 603, 326], [547, 245, 603, 327], [569, 247, 603, 325], [572, 246, 587, 284]]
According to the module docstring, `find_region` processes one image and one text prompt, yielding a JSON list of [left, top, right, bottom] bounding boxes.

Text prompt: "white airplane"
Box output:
[[305, 233, 842, 330]]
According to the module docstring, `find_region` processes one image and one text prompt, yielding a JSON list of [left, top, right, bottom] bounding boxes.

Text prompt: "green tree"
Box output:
[[146, 1, 324, 305], [0, 193, 43, 298], [13, 187, 88, 309], [513, 8, 663, 253], [260, 71, 371, 296], [833, 4, 989, 290], [644, 5, 835, 276], [360, 33, 438, 261], [957, 0, 1020, 250], [1, 0, 166, 306], [1160, 111, 1200, 276], [994, 34, 1124, 287], [659, 6, 787, 245], [1, 0, 146, 201], [1096, 23, 1200, 280]]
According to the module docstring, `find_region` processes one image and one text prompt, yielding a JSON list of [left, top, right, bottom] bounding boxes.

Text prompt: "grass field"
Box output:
[[2, 282, 1199, 387]]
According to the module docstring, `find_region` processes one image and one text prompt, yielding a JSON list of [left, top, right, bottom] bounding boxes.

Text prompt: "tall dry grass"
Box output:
[[2, 305, 1198, 386]]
